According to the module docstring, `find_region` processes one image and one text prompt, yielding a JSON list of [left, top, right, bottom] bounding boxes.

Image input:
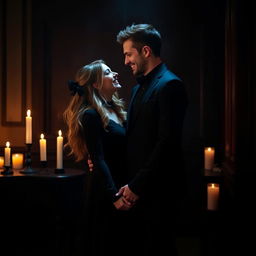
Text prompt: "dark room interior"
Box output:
[[0, 0, 255, 255]]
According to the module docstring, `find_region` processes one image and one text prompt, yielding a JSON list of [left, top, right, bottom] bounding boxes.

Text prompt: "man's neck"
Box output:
[[144, 58, 162, 76]]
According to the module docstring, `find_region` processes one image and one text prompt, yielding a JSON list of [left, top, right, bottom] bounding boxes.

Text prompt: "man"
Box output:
[[116, 24, 188, 255]]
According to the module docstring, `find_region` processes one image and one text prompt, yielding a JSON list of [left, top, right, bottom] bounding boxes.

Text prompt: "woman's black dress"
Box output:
[[82, 109, 126, 256]]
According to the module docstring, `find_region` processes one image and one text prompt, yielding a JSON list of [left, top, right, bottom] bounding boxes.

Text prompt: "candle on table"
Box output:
[[207, 183, 220, 210], [4, 142, 11, 167], [204, 147, 215, 170], [40, 134, 47, 161], [56, 130, 63, 169], [26, 109, 32, 144], [12, 153, 24, 169], [0, 156, 4, 168]]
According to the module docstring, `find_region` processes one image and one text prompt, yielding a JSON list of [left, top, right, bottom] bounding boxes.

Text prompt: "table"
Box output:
[[0, 167, 87, 256]]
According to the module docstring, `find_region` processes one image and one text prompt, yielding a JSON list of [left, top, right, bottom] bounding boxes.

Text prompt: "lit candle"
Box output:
[[40, 134, 47, 161], [207, 183, 220, 210], [0, 156, 4, 168], [26, 109, 32, 144], [204, 147, 215, 170], [4, 142, 11, 167], [56, 130, 63, 169], [12, 153, 24, 169]]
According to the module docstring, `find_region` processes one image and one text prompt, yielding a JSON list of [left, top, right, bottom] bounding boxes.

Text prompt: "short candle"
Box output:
[[0, 156, 4, 168], [12, 153, 24, 169], [204, 147, 215, 170], [207, 183, 220, 210]]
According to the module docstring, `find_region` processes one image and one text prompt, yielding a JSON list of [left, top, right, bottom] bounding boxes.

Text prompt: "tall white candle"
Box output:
[[56, 130, 63, 169], [26, 109, 32, 144], [12, 153, 24, 169], [40, 134, 47, 161], [0, 156, 4, 168], [207, 183, 220, 210], [204, 147, 215, 170], [4, 142, 11, 167]]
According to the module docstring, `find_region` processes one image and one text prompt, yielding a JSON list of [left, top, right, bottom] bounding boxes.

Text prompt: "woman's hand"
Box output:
[[113, 196, 134, 211]]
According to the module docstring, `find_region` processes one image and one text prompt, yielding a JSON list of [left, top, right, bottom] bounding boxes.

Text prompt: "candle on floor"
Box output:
[[56, 130, 63, 169], [0, 156, 4, 168], [207, 183, 220, 210], [40, 134, 47, 161], [204, 147, 215, 170], [26, 110, 32, 144], [12, 153, 24, 169], [4, 142, 11, 167]]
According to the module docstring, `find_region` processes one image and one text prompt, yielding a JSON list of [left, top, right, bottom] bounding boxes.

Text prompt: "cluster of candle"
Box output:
[[1, 110, 64, 170], [0, 149, 24, 170]]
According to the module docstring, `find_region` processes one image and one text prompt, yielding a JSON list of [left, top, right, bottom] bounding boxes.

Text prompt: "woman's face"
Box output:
[[100, 63, 121, 98]]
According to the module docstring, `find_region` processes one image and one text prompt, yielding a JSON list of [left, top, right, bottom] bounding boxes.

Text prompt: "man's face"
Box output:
[[123, 39, 147, 77]]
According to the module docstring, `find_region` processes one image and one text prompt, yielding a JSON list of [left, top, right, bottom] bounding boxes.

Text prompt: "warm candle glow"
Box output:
[[0, 156, 4, 168], [40, 133, 47, 161], [207, 183, 220, 210], [26, 109, 32, 144], [27, 109, 31, 117], [12, 153, 24, 169], [56, 130, 63, 169], [204, 147, 215, 170], [4, 141, 11, 167]]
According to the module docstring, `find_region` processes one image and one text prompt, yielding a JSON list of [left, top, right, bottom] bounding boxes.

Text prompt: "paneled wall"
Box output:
[[0, 0, 32, 147]]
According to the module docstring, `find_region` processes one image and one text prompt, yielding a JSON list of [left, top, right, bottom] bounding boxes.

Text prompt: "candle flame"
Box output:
[[40, 133, 44, 139], [207, 147, 212, 151], [58, 130, 62, 136], [27, 109, 31, 117], [211, 183, 215, 188], [6, 141, 10, 147]]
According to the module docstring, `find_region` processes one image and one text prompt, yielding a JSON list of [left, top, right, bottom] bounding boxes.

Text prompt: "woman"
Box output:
[[63, 60, 131, 255]]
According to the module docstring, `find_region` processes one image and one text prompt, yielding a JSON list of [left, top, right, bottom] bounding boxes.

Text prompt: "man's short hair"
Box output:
[[116, 24, 162, 57]]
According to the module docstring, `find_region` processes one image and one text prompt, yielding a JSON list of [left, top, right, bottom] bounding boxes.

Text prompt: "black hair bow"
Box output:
[[68, 80, 84, 96]]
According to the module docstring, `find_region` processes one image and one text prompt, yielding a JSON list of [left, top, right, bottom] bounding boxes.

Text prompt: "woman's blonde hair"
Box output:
[[63, 60, 126, 162]]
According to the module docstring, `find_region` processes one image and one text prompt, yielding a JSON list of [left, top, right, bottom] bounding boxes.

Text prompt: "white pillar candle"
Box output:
[[56, 130, 63, 169], [40, 134, 47, 161], [26, 109, 32, 144], [4, 142, 11, 167], [0, 156, 4, 168], [207, 183, 220, 210], [204, 147, 215, 170], [12, 153, 24, 169]]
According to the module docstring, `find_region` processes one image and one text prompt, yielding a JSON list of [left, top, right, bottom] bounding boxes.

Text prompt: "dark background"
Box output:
[[0, 0, 255, 255]]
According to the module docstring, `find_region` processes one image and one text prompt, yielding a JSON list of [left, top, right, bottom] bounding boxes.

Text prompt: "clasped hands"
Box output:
[[87, 158, 138, 210], [114, 184, 139, 211]]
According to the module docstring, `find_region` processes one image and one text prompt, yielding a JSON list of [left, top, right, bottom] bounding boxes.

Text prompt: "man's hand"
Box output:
[[116, 184, 139, 204]]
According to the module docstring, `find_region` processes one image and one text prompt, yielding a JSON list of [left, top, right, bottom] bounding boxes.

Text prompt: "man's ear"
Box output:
[[142, 45, 151, 58]]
